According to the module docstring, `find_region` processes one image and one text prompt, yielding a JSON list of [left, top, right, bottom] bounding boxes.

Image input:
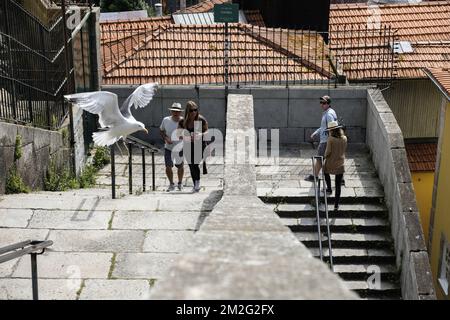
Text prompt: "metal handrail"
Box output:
[[311, 156, 334, 271], [110, 136, 160, 199], [0, 240, 53, 300]]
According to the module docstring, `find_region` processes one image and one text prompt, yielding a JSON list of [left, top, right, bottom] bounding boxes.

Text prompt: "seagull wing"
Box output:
[[64, 91, 126, 128], [119, 83, 158, 119]]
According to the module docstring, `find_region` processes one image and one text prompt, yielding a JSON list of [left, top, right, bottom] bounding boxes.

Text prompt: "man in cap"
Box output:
[[160, 102, 184, 191], [305, 95, 337, 182]]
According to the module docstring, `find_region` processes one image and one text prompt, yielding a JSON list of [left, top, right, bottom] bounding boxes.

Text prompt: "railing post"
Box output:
[[142, 148, 146, 192], [312, 157, 323, 261], [30, 253, 38, 300], [110, 144, 116, 199], [152, 152, 155, 191], [128, 143, 133, 195]]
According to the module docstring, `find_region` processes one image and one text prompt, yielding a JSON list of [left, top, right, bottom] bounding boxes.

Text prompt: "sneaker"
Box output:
[[334, 205, 339, 212], [177, 182, 183, 191], [193, 180, 201, 192], [341, 179, 345, 186], [304, 175, 316, 182], [321, 189, 332, 196], [166, 184, 175, 192]]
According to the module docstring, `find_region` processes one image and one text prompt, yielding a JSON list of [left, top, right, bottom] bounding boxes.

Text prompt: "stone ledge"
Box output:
[[367, 89, 435, 300]]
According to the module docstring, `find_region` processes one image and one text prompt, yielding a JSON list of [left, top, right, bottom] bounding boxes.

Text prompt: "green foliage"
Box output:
[[92, 147, 111, 170], [78, 165, 97, 189], [5, 165, 29, 194], [14, 135, 23, 161], [44, 161, 79, 191]]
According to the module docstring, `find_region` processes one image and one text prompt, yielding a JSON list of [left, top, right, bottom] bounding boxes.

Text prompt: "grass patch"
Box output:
[[75, 279, 86, 300], [148, 279, 157, 287], [108, 253, 117, 279], [6, 135, 30, 194], [108, 211, 115, 230]]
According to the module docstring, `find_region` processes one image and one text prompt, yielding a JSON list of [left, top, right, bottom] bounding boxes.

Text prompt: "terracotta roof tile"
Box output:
[[329, 1, 450, 79], [101, 24, 333, 85], [405, 142, 437, 172], [425, 67, 450, 100], [244, 10, 266, 27]]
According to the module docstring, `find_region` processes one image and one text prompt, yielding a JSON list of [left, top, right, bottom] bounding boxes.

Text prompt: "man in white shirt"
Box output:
[[160, 103, 184, 191], [305, 95, 337, 182]]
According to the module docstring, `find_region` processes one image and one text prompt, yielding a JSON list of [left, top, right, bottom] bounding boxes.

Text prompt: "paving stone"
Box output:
[[112, 253, 178, 279], [28, 210, 112, 230], [0, 209, 33, 228], [0, 259, 18, 278], [112, 211, 202, 230], [79, 279, 152, 300], [143, 230, 196, 253], [354, 188, 384, 197], [0, 228, 49, 247], [48, 230, 145, 252], [12, 252, 112, 279], [0, 195, 107, 210], [0, 278, 81, 300]]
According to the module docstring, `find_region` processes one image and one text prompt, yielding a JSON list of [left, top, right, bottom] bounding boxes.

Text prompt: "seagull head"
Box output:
[[135, 122, 148, 134]]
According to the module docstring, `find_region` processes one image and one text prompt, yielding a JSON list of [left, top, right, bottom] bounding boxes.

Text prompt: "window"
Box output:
[[438, 235, 450, 296]]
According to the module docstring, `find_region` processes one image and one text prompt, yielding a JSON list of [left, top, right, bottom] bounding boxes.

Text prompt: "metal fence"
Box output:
[[0, 0, 93, 130], [100, 21, 398, 88]]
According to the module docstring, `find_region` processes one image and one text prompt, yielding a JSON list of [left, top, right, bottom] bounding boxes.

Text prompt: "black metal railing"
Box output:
[[100, 22, 397, 88], [0, 0, 94, 130], [0, 240, 53, 300], [110, 136, 159, 199]]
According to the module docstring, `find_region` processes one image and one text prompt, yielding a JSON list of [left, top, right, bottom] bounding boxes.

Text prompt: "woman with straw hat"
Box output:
[[323, 120, 347, 211]]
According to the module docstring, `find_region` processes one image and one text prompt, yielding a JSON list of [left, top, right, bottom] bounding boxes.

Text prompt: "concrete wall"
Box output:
[[103, 85, 368, 146], [0, 122, 70, 194], [150, 94, 358, 299], [429, 99, 450, 300], [366, 89, 436, 300]]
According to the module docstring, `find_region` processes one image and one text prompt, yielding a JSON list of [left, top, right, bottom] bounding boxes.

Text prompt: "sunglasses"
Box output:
[[189, 109, 198, 113]]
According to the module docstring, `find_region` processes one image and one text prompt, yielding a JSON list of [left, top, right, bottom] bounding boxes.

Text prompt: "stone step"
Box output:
[[282, 217, 389, 233], [298, 232, 393, 249], [344, 280, 402, 298], [274, 203, 387, 219], [260, 193, 385, 204], [311, 248, 396, 264], [333, 264, 399, 281]]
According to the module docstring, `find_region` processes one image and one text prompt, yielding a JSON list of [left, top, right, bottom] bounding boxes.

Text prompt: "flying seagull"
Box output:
[[64, 83, 158, 147]]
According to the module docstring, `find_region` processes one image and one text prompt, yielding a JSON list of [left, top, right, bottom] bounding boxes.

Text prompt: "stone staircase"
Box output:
[[257, 145, 402, 300]]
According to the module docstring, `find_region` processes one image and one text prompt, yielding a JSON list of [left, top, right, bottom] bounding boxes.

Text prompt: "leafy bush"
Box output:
[[92, 147, 110, 170], [14, 135, 22, 161], [44, 161, 79, 191], [78, 165, 97, 189], [6, 165, 29, 194]]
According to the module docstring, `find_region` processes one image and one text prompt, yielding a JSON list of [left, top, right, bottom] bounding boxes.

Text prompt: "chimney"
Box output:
[[155, 3, 163, 16], [180, 0, 186, 12]]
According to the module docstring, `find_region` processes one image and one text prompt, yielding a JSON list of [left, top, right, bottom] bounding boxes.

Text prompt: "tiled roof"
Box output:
[[101, 24, 333, 85], [175, 0, 231, 14], [244, 10, 265, 27], [425, 67, 450, 101], [405, 143, 437, 172], [329, 1, 450, 79]]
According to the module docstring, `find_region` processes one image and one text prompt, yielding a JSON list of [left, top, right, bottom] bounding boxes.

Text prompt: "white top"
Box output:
[[160, 116, 182, 150]]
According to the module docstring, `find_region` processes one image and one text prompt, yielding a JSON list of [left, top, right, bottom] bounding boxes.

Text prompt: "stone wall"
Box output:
[[366, 89, 436, 300], [150, 94, 358, 299], [0, 122, 69, 194], [103, 85, 368, 146]]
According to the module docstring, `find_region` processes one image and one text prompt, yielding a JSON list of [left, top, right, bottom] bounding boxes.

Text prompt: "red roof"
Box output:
[[405, 143, 437, 172]]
